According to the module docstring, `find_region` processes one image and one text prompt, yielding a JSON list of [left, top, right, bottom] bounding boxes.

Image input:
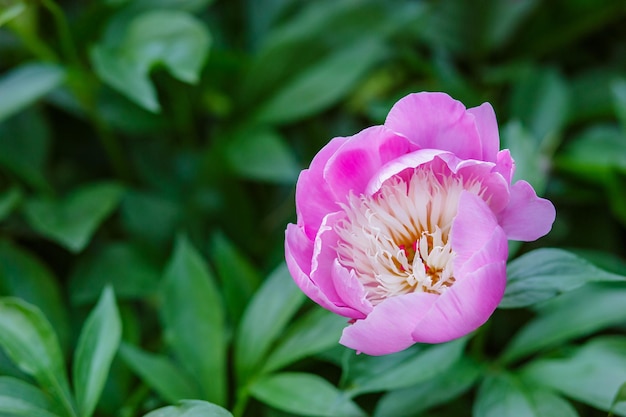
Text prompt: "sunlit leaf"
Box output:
[[142, 400, 232, 417]]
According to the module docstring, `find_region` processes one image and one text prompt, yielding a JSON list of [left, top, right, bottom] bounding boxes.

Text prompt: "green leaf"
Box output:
[[373, 357, 482, 417], [0, 298, 75, 416], [209, 232, 261, 325], [0, 62, 66, 122], [612, 78, 626, 130], [0, 376, 63, 417], [610, 382, 626, 417], [521, 336, 626, 415], [120, 190, 182, 245], [69, 242, 160, 305], [0, 1, 26, 27], [502, 282, 626, 364], [473, 372, 578, 417], [23, 182, 124, 252], [91, 10, 211, 112], [500, 121, 548, 193], [0, 240, 70, 349], [262, 307, 347, 374], [119, 343, 201, 403], [345, 337, 468, 396], [255, 38, 388, 124], [500, 248, 625, 308], [234, 264, 305, 384], [0, 186, 21, 221], [142, 400, 232, 417], [249, 373, 365, 417], [224, 127, 300, 184], [161, 236, 226, 405], [73, 286, 122, 417]]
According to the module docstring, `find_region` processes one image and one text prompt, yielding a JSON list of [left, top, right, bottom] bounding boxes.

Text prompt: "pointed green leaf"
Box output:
[[610, 382, 626, 417], [234, 264, 305, 384], [250, 373, 365, 417], [0, 376, 63, 417], [23, 182, 124, 252], [501, 248, 625, 308], [161, 236, 226, 405], [119, 343, 201, 403], [73, 286, 121, 417], [142, 400, 232, 417], [0, 298, 75, 416]]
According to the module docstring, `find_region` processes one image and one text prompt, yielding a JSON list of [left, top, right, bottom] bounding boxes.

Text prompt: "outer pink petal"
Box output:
[[324, 125, 411, 203], [285, 223, 360, 318], [495, 149, 515, 184], [331, 260, 373, 317], [384, 92, 483, 160], [410, 261, 506, 343], [468, 102, 499, 162], [498, 180, 556, 241], [296, 136, 347, 239], [339, 292, 438, 355]]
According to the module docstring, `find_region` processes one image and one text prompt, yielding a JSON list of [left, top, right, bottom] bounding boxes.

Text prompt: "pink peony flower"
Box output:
[[285, 92, 556, 355]]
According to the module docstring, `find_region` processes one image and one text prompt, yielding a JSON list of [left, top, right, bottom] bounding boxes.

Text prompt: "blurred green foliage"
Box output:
[[0, 0, 626, 416]]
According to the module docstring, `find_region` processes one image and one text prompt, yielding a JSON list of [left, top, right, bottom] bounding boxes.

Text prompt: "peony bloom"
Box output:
[[285, 92, 555, 355]]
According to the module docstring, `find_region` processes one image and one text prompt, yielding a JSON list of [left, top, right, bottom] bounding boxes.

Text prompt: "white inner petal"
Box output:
[[334, 167, 484, 305]]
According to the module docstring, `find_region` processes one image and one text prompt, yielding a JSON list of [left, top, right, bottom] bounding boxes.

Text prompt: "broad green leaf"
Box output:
[[0, 186, 21, 220], [161, 236, 226, 405], [374, 357, 482, 417], [0, 376, 63, 417], [209, 232, 261, 325], [0, 298, 75, 416], [69, 242, 160, 305], [224, 127, 300, 184], [234, 264, 305, 384], [120, 190, 182, 245], [262, 307, 347, 374], [500, 248, 624, 308], [0, 62, 65, 122], [0, 2, 26, 27], [0, 240, 69, 349], [502, 282, 626, 363], [255, 38, 388, 124], [521, 336, 626, 416], [73, 287, 122, 417], [23, 182, 124, 252], [119, 343, 201, 403], [345, 337, 468, 396], [92, 10, 211, 112], [249, 373, 365, 417], [142, 400, 232, 417], [473, 372, 578, 417]]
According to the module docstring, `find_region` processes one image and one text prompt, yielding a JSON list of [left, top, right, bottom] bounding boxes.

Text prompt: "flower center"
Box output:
[[334, 167, 483, 305]]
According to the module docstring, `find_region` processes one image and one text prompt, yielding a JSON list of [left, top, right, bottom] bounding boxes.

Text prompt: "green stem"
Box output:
[[232, 387, 250, 417], [39, 0, 80, 66]]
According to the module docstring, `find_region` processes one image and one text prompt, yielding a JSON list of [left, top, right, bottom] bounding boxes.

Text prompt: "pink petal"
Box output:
[[324, 126, 411, 203], [468, 102, 500, 162], [285, 223, 360, 318], [498, 180, 556, 241], [331, 260, 373, 318], [339, 292, 438, 355], [384, 92, 483, 160], [296, 136, 347, 239], [411, 261, 506, 343], [495, 149, 515, 184]]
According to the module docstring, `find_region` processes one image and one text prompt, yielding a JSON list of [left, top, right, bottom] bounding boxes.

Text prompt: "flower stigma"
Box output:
[[335, 166, 484, 304]]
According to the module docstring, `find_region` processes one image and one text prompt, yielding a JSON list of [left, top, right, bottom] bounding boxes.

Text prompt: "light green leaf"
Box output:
[[91, 10, 211, 112], [502, 282, 626, 364], [225, 127, 300, 184], [522, 336, 626, 416], [610, 382, 626, 417], [234, 264, 305, 384], [161, 236, 226, 405], [23, 182, 124, 252], [0, 376, 63, 417], [373, 357, 482, 417], [0, 2, 26, 27], [142, 400, 232, 417], [255, 38, 388, 124], [501, 248, 625, 308], [250, 373, 365, 417], [473, 372, 578, 417], [0, 240, 70, 349], [69, 242, 160, 305], [0, 298, 75, 416], [0, 62, 66, 122], [209, 232, 261, 325], [346, 337, 468, 396], [262, 307, 347, 374], [119, 343, 201, 403], [73, 286, 122, 417]]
